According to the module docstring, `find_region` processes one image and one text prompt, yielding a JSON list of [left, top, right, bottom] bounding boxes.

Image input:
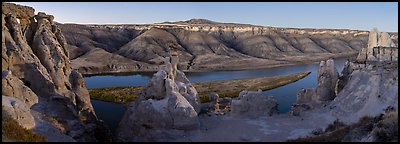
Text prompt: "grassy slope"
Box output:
[[89, 71, 310, 103], [288, 110, 398, 142]]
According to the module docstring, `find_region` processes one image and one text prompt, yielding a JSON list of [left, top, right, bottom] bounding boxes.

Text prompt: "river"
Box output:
[[87, 58, 348, 134]]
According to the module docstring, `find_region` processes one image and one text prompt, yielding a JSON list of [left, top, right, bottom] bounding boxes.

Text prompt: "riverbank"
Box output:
[[88, 71, 311, 103], [81, 53, 356, 76]]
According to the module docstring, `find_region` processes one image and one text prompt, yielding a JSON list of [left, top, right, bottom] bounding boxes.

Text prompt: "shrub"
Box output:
[[372, 111, 398, 142], [325, 119, 347, 132]]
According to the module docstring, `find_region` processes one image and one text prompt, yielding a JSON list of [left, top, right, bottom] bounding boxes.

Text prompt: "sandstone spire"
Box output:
[[357, 28, 397, 62], [116, 55, 201, 141]]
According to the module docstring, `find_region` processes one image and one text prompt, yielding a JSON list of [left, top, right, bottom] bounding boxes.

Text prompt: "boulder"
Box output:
[[231, 90, 278, 117], [295, 88, 317, 104], [167, 90, 200, 130], [208, 92, 220, 112], [200, 92, 221, 114], [2, 70, 38, 106], [289, 104, 312, 116], [2, 95, 35, 129]]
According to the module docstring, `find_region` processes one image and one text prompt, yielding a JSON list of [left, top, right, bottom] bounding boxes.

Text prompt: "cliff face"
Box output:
[[2, 3, 111, 142], [329, 28, 398, 124], [59, 19, 380, 74], [291, 28, 398, 125]]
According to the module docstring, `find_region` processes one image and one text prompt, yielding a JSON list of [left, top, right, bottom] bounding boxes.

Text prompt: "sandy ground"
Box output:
[[168, 108, 337, 142]]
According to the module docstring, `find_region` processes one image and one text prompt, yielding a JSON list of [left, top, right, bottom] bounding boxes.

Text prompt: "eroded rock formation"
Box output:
[[291, 27, 398, 126], [200, 92, 223, 115], [2, 3, 111, 142], [291, 58, 338, 114], [316, 59, 339, 101], [231, 90, 279, 117], [116, 55, 201, 142], [356, 28, 398, 62], [327, 61, 398, 123]]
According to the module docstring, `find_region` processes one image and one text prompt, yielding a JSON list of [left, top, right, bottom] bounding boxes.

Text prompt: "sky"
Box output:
[[13, 2, 398, 32]]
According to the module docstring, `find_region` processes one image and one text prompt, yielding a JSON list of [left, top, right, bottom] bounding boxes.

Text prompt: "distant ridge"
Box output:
[[157, 18, 255, 26]]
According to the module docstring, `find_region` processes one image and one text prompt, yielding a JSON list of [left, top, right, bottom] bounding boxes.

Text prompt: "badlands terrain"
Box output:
[[58, 17, 399, 74], [2, 2, 398, 142]]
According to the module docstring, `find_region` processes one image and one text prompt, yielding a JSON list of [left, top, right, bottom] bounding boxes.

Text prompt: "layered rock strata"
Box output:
[[59, 18, 377, 74]]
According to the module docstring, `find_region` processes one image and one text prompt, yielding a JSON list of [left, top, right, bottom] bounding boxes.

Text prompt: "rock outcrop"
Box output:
[[200, 92, 222, 115], [356, 28, 398, 62], [326, 52, 398, 124], [2, 95, 36, 129], [2, 3, 111, 142], [2, 70, 38, 106], [367, 28, 397, 48], [290, 58, 339, 116], [291, 27, 398, 126], [231, 90, 279, 117], [292, 59, 338, 109], [116, 55, 201, 142], [327, 61, 398, 123], [316, 59, 339, 101]]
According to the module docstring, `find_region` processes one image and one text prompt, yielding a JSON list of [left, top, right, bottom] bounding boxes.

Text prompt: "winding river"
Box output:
[[86, 58, 348, 133]]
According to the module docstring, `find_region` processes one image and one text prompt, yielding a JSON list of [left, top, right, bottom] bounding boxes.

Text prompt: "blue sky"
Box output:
[[14, 2, 398, 32]]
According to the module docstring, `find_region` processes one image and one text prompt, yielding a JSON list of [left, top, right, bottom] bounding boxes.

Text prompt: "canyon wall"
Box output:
[[2, 3, 111, 142], [58, 19, 383, 74]]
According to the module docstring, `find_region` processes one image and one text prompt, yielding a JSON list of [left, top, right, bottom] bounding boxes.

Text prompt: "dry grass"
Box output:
[[372, 111, 398, 142], [89, 86, 143, 103], [288, 117, 374, 142], [194, 71, 311, 101], [2, 110, 46, 142], [289, 110, 398, 142]]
